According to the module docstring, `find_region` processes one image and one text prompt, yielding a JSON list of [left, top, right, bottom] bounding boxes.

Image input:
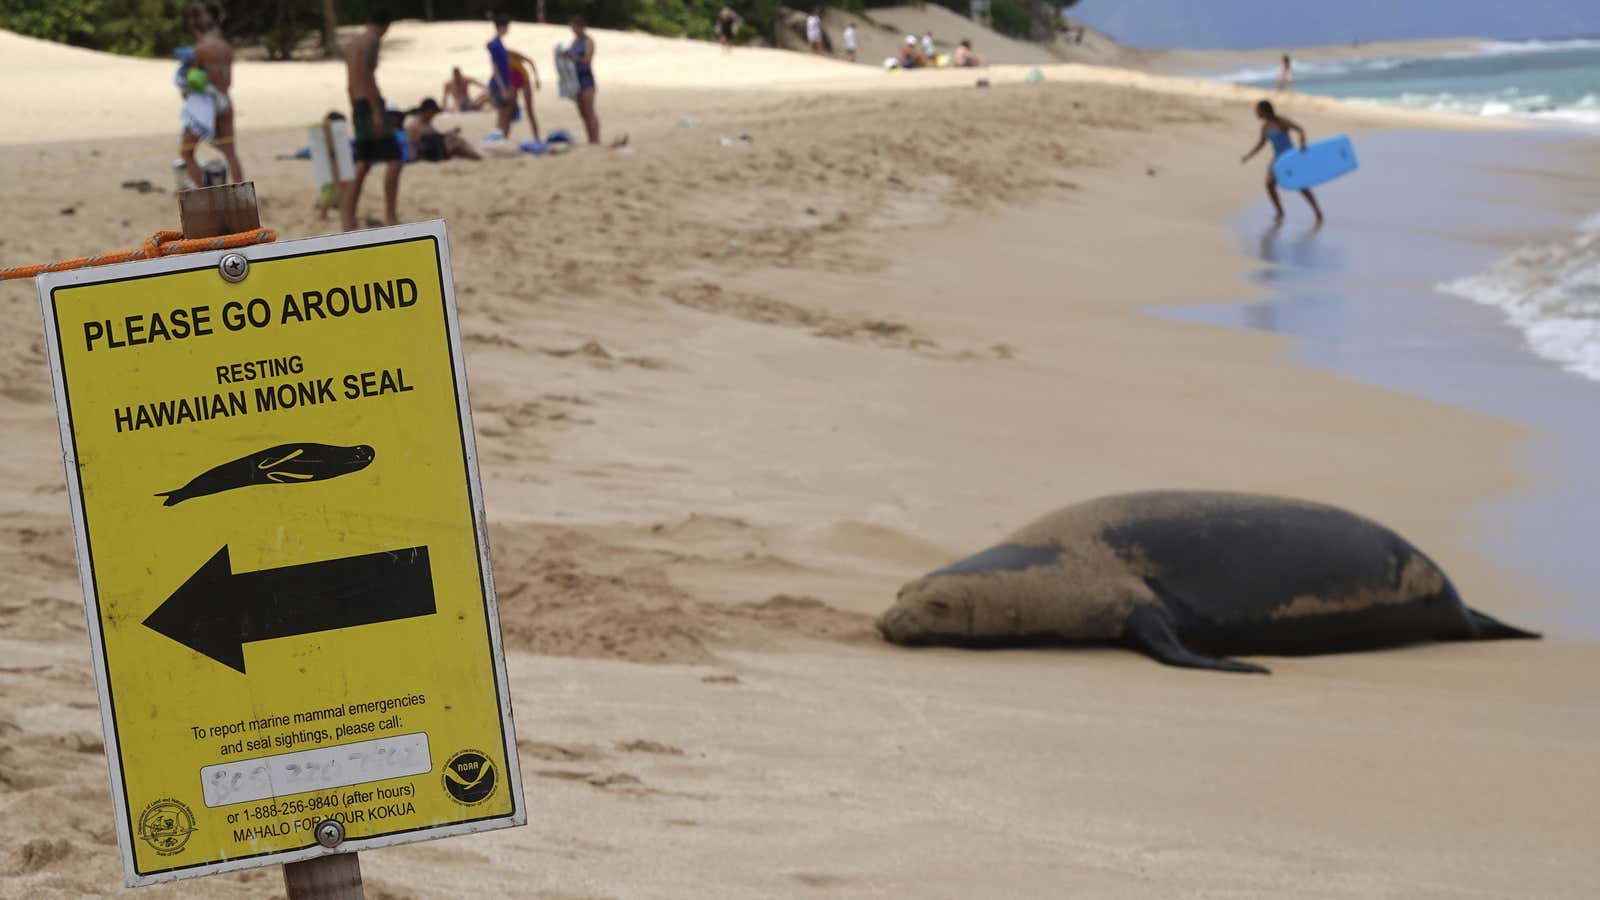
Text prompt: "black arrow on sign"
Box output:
[[142, 545, 436, 673]]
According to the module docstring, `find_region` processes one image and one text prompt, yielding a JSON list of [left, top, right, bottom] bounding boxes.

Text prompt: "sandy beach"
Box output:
[[1, 17, 1596, 899]]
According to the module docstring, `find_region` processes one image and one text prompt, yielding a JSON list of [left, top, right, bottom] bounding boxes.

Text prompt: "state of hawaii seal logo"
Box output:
[[137, 798, 196, 856]]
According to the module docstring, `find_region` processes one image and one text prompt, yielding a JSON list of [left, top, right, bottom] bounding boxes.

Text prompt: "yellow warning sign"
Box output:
[[36, 223, 523, 886]]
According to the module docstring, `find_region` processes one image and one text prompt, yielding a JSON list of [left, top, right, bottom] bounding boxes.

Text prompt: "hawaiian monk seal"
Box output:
[[876, 491, 1538, 673], [156, 442, 375, 506]]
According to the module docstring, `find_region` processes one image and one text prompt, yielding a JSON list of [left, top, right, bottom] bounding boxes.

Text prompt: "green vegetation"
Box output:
[[0, 0, 187, 56], [988, 0, 1033, 39]]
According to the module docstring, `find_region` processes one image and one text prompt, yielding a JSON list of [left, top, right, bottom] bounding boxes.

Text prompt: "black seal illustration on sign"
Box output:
[[137, 798, 196, 856], [442, 749, 497, 805], [155, 442, 375, 506]]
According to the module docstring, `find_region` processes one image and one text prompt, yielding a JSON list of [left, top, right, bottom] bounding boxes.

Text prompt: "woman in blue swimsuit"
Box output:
[[567, 16, 601, 145], [1241, 100, 1324, 223]]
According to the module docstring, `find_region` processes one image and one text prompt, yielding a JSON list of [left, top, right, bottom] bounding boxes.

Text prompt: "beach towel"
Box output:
[[181, 87, 230, 143], [555, 43, 579, 100], [308, 118, 354, 188]]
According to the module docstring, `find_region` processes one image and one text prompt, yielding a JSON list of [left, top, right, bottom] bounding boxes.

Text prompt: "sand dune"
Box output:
[[0, 20, 1500, 147]]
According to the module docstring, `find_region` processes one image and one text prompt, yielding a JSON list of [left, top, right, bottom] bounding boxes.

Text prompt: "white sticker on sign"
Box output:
[[200, 732, 432, 808]]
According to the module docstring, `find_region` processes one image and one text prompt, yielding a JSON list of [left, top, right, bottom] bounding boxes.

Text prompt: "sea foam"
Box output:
[[1440, 214, 1600, 382]]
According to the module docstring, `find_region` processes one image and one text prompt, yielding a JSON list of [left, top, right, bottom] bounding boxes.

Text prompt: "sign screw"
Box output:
[[218, 252, 250, 283], [314, 819, 345, 849]]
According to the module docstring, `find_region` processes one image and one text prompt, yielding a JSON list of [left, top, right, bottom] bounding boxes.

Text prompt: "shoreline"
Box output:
[[1169, 127, 1600, 635], [1130, 35, 1489, 76]]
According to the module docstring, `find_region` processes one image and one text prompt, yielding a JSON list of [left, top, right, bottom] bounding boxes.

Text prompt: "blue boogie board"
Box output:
[[1272, 135, 1358, 190]]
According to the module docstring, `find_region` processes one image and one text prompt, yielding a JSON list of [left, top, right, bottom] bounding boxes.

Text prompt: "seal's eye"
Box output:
[[926, 599, 950, 614]]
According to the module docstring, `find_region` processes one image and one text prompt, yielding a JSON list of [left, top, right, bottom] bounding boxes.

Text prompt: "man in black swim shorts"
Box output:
[[342, 6, 401, 230]]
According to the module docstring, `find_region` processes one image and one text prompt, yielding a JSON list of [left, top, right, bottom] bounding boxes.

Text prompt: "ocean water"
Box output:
[[1159, 130, 1600, 632], [1220, 40, 1600, 384], [1218, 39, 1600, 125]]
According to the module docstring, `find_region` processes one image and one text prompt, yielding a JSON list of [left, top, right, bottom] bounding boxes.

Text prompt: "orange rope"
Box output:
[[0, 228, 277, 282]]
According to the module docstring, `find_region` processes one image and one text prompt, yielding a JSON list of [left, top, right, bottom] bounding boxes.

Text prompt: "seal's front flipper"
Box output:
[[1124, 606, 1269, 674]]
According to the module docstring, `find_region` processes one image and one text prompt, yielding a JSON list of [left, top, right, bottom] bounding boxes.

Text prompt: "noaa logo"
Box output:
[[442, 750, 497, 805], [137, 798, 196, 856]]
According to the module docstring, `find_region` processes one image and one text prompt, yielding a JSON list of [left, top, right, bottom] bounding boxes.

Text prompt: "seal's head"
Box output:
[[877, 539, 1128, 647], [876, 570, 972, 640], [340, 444, 376, 471]]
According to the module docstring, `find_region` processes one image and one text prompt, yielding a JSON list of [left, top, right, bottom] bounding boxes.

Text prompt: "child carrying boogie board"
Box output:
[[1240, 99, 1325, 224]]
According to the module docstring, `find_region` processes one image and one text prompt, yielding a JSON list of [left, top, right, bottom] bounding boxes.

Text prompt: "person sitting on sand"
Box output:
[[920, 31, 936, 60], [1241, 99, 1324, 224], [953, 39, 984, 68], [442, 67, 488, 111], [178, 2, 242, 187], [899, 35, 928, 70], [406, 98, 481, 162]]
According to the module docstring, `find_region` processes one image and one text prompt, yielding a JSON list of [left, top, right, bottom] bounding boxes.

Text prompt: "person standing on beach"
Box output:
[[842, 23, 858, 62], [1277, 54, 1294, 91], [178, 3, 242, 187], [341, 8, 402, 231], [566, 16, 604, 145], [805, 9, 824, 54], [718, 8, 737, 52], [488, 15, 542, 140], [1241, 99, 1323, 224]]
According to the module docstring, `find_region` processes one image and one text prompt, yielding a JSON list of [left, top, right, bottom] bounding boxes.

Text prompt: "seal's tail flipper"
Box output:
[[1467, 608, 1541, 641], [1125, 606, 1270, 674], [155, 490, 185, 507]]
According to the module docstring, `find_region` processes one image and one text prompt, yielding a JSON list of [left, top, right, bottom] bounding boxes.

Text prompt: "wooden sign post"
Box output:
[[283, 851, 364, 900], [182, 183, 366, 900], [177, 182, 261, 238]]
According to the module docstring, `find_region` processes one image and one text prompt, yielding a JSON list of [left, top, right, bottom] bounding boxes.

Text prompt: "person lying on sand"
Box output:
[[442, 66, 488, 111], [406, 99, 481, 162], [1240, 99, 1324, 224]]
